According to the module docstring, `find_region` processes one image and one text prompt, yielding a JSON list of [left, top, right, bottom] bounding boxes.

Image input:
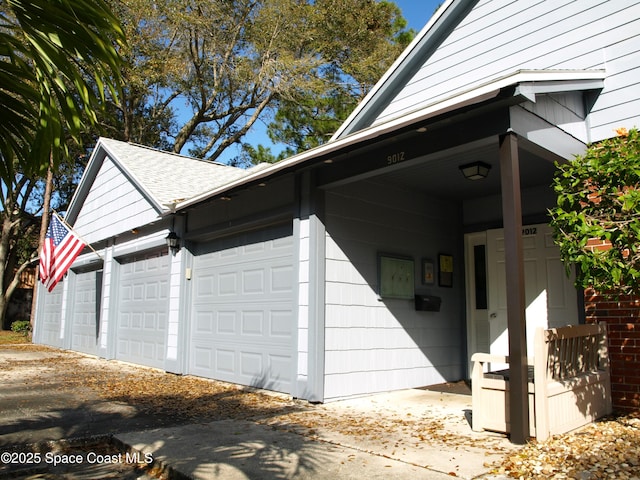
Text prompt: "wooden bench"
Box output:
[[471, 323, 612, 441]]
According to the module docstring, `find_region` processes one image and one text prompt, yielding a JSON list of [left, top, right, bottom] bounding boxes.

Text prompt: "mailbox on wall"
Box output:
[[414, 294, 441, 312]]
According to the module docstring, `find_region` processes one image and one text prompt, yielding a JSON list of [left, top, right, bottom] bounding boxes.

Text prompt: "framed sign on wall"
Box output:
[[422, 258, 435, 285], [439, 253, 453, 287], [378, 254, 415, 299]]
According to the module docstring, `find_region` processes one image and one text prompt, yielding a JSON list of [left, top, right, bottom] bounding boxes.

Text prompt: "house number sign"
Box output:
[[522, 227, 538, 235], [387, 151, 406, 165]]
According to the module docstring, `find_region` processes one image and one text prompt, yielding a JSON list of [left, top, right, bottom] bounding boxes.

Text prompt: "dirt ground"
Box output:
[[1, 342, 640, 479]]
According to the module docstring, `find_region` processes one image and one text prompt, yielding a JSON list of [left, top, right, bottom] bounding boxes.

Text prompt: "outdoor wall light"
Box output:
[[459, 161, 491, 180], [166, 231, 180, 254]]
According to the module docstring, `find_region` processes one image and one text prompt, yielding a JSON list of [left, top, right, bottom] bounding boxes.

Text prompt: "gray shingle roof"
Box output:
[[99, 138, 263, 212]]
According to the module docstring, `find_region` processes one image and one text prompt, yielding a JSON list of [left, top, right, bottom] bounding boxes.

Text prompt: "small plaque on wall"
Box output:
[[378, 254, 415, 299], [422, 258, 435, 285], [439, 253, 453, 287]]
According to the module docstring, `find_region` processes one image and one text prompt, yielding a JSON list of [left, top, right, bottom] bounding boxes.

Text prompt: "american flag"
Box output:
[[39, 214, 86, 292]]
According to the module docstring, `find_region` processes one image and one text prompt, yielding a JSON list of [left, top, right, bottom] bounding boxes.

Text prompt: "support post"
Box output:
[[499, 131, 529, 443]]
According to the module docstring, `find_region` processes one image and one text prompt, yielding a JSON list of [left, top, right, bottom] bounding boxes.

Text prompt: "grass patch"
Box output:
[[0, 329, 31, 345]]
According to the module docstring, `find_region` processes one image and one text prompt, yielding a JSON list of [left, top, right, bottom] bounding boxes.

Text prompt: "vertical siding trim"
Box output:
[[61, 272, 75, 350], [32, 283, 45, 344], [294, 172, 326, 402], [165, 213, 189, 374], [164, 248, 182, 371], [106, 247, 120, 360], [308, 201, 326, 402], [98, 245, 113, 358], [292, 215, 304, 396], [176, 243, 194, 376]]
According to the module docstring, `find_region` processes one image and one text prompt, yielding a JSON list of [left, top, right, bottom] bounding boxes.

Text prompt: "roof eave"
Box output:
[[332, 0, 476, 139], [174, 69, 604, 213]]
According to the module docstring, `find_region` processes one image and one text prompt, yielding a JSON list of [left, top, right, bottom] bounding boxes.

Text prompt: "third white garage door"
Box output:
[[189, 225, 294, 394]]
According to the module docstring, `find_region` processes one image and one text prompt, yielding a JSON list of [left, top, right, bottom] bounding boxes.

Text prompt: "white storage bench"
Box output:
[[471, 323, 612, 441]]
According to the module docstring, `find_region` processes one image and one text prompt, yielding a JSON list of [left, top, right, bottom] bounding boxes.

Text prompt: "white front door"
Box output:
[[466, 224, 579, 369]]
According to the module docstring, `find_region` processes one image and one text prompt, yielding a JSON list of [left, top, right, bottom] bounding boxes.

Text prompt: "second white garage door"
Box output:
[[70, 269, 101, 356], [116, 250, 170, 369], [189, 225, 294, 394]]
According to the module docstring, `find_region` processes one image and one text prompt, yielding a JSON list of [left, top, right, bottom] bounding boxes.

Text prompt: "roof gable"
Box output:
[[66, 138, 256, 242], [335, 0, 640, 142], [98, 138, 250, 212], [71, 154, 159, 244], [334, 0, 474, 138]]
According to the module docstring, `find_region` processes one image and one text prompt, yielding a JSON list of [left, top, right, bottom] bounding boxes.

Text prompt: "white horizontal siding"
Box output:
[[74, 157, 158, 244], [375, 0, 640, 143], [323, 179, 464, 400]]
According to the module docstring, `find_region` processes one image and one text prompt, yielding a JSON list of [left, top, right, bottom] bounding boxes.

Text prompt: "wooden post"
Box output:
[[499, 131, 530, 444]]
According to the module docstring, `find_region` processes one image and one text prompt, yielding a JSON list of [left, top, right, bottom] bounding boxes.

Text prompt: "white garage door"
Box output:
[[189, 225, 294, 394], [116, 250, 169, 369], [37, 282, 64, 348], [70, 269, 101, 355]]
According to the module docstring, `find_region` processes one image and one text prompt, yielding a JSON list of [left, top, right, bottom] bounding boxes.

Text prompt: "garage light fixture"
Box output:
[[459, 161, 491, 180], [166, 231, 180, 254]]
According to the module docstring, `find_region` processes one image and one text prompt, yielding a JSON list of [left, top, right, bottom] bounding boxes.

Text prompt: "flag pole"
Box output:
[[51, 211, 103, 260]]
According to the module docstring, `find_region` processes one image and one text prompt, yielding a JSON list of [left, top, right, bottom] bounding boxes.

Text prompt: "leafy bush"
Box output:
[[549, 127, 640, 295], [10, 320, 31, 336]]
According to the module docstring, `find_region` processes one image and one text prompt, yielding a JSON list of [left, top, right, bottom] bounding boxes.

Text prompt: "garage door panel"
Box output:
[[272, 265, 293, 292], [193, 305, 292, 343], [39, 284, 64, 347], [194, 263, 292, 303], [190, 343, 293, 391], [271, 310, 294, 337], [71, 270, 100, 356], [190, 226, 294, 393], [117, 250, 169, 369]]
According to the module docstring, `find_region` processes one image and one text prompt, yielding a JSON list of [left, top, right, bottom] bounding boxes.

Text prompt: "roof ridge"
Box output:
[[99, 137, 241, 170]]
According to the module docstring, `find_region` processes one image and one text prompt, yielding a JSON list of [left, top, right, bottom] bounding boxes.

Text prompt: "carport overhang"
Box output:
[[175, 69, 604, 443], [173, 69, 604, 212]]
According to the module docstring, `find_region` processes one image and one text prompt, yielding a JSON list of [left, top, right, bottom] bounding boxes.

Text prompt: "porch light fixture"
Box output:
[[166, 231, 180, 254], [459, 161, 491, 180]]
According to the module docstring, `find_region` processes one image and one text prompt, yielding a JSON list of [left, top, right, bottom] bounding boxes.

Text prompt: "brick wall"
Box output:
[[584, 288, 640, 413]]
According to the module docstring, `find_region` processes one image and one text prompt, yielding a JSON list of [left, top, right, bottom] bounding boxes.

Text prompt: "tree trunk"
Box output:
[[29, 161, 54, 331]]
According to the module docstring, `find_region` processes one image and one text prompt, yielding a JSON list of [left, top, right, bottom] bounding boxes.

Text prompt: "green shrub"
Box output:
[[10, 320, 31, 335], [550, 127, 640, 295]]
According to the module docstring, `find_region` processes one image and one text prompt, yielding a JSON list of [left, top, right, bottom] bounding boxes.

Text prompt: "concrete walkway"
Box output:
[[0, 346, 515, 479], [119, 389, 515, 479]]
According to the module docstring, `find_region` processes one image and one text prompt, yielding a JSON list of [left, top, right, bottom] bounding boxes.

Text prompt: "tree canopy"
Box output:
[[0, 0, 126, 180], [550, 128, 640, 295], [110, 0, 414, 163], [0, 0, 126, 327]]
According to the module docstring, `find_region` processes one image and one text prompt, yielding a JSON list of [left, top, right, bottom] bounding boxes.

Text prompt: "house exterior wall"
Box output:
[[323, 178, 465, 400], [585, 289, 640, 412], [74, 156, 160, 244], [520, 93, 588, 144], [293, 174, 325, 402], [375, 0, 640, 143]]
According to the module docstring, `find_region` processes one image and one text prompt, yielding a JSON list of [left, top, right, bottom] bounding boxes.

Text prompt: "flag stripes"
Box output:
[[39, 213, 86, 292]]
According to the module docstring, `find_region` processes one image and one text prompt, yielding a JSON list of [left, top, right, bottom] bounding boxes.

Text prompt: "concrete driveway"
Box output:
[[0, 345, 514, 479]]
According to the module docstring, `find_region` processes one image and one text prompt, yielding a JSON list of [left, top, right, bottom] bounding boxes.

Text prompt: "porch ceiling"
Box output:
[[378, 140, 558, 201]]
